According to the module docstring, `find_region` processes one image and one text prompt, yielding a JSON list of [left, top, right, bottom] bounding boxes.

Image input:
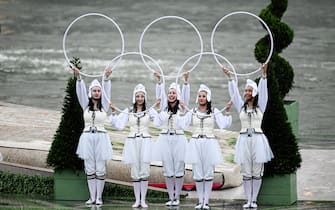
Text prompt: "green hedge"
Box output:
[[0, 171, 168, 202], [0, 171, 53, 196]]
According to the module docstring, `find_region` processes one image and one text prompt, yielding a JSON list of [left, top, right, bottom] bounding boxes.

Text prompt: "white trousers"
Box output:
[[84, 159, 106, 177]]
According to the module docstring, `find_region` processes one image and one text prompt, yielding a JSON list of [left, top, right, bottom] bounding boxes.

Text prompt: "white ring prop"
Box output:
[[139, 16, 204, 78], [175, 51, 238, 85], [210, 11, 274, 76], [102, 51, 165, 115], [175, 51, 237, 113], [63, 13, 125, 78]]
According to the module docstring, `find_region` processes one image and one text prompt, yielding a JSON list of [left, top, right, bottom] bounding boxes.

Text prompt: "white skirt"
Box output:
[[234, 133, 274, 164], [76, 132, 113, 161], [151, 134, 187, 162], [122, 137, 152, 164], [185, 137, 223, 165]]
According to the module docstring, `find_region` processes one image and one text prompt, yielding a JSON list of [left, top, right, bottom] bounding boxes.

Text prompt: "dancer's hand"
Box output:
[[183, 71, 190, 83], [226, 101, 232, 112], [105, 68, 112, 78], [72, 66, 80, 79], [153, 71, 161, 83], [222, 67, 232, 80], [155, 98, 161, 110], [72, 66, 80, 75], [261, 63, 268, 78], [109, 102, 116, 113]]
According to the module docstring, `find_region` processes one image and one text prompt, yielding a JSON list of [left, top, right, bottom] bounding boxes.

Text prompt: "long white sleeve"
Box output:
[[102, 79, 111, 113], [228, 80, 244, 112], [181, 83, 190, 107], [152, 111, 169, 127], [109, 108, 129, 130], [177, 111, 192, 130], [148, 107, 159, 120], [258, 78, 268, 113], [214, 108, 232, 129], [76, 80, 89, 110], [156, 83, 167, 111]]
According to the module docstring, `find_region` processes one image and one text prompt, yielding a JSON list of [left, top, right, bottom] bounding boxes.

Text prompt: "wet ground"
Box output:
[[1, 194, 335, 210]]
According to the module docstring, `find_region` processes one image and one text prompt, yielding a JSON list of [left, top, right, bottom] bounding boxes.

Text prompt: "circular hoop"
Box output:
[[175, 51, 238, 85], [63, 13, 125, 78], [175, 51, 238, 111], [102, 51, 165, 115], [210, 11, 273, 76], [139, 16, 204, 78]]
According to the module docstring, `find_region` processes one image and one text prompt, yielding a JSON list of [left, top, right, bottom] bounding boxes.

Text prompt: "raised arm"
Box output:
[[73, 67, 89, 110], [154, 71, 167, 111], [181, 71, 190, 107], [223, 67, 243, 112], [101, 68, 112, 113], [258, 64, 268, 113]]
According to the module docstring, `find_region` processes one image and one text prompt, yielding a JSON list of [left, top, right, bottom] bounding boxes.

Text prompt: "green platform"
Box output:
[[258, 101, 299, 205], [54, 169, 89, 201], [284, 100, 299, 138], [258, 173, 297, 205]]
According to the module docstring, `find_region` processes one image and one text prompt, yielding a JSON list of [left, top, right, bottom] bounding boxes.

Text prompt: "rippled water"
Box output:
[[0, 0, 334, 149]]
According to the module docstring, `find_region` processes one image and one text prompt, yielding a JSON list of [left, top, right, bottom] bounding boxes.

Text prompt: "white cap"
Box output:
[[132, 83, 147, 104], [169, 82, 181, 100], [88, 79, 102, 98], [245, 79, 258, 97], [196, 84, 211, 103]]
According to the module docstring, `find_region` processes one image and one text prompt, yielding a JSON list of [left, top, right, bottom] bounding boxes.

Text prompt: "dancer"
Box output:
[[73, 66, 113, 206], [153, 71, 190, 206], [184, 84, 232, 209], [109, 84, 159, 208], [223, 64, 274, 209]]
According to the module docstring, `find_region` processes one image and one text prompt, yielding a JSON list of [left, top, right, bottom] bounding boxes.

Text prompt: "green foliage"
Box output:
[[0, 171, 168, 202], [255, 0, 301, 176], [0, 171, 53, 196], [224, 154, 235, 164], [225, 137, 237, 146], [46, 57, 85, 171]]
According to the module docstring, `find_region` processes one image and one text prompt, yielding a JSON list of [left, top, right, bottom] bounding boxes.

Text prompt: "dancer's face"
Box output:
[[198, 91, 208, 106], [135, 92, 145, 105], [168, 88, 177, 102], [91, 86, 101, 100], [244, 86, 253, 101]]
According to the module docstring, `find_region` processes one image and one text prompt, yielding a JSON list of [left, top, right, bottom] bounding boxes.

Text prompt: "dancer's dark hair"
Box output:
[[132, 101, 146, 113], [168, 100, 180, 114], [242, 95, 258, 113]]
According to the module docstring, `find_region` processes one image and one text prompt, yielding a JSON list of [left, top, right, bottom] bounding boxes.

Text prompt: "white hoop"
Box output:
[[175, 51, 238, 112], [210, 11, 273, 76], [102, 51, 165, 115], [175, 51, 238, 85], [139, 16, 204, 78], [63, 13, 125, 78]]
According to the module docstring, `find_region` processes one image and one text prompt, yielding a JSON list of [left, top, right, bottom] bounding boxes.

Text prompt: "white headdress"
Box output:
[[245, 79, 258, 97], [196, 84, 211, 103], [88, 79, 102, 98], [132, 83, 147, 104], [169, 82, 181, 100]]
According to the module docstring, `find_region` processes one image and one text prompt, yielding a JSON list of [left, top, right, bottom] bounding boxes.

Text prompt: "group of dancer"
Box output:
[[72, 63, 273, 209]]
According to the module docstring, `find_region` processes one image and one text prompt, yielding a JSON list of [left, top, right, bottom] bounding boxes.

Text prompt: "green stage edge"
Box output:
[[54, 169, 89, 201]]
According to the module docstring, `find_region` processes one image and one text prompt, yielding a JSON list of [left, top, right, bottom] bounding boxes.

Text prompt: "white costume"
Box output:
[[184, 84, 232, 209], [75, 78, 113, 206], [109, 84, 157, 208], [153, 82, 190, 206], [228, 77, 274, 208]]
